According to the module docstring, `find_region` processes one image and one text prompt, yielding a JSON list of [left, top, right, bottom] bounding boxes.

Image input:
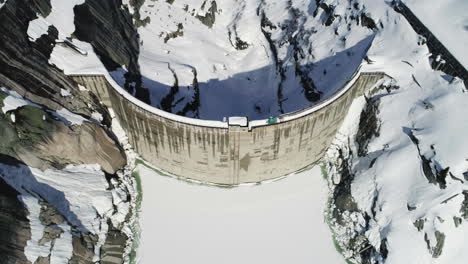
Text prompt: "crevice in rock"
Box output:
[[356, 97, 381, 157], [0, 176, 31, 264], [160, 64, 179, 113], [177, 68, 201, 118]]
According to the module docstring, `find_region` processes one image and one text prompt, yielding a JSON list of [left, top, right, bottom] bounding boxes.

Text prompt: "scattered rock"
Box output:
[[413, 218, 425, 232], [453, 216, 462, 228], [461, 191, 468, 219], [69, 232, 98, 264], [196, 0, 218, 28], [424, 231, 445, 258]]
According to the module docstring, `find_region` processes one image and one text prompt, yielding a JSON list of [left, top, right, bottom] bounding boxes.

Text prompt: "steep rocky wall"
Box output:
[[72, 72, 386, 185], [73, 0, 150, 103], [0, 92, 126, 174], [0, 176, 30, 264], [0, 0, 105, 117]]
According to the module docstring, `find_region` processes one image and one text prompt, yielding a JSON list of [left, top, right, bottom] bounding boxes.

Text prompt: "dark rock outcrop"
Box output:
[[73, 0, 150, 103], [73, 0, 140, 74], [100, 222, 128, 264], [196, 0, 218, 28], [0, 177, 31, 264], [0, 0, 105, 117], [69, 232, 98, 264], [356, 97, 380, 157], [461, 191, 468, 220]]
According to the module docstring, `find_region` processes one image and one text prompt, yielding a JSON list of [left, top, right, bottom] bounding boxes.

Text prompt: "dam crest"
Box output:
[[70, 70, 389, 185]]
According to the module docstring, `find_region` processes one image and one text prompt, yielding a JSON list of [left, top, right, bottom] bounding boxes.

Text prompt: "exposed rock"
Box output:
[[69, 232, 98, 264], [461, 191, 468, 219], [196, 0, 218, 28], [425, 231, 445, 258], [164, 23, 184, 43], [34, 256, 50, 264], [100, 222, 128, 264], [73, 0, 150, 103], [403, 128, 447, 189], [413, 218, 425, 232], [453, 216, 462, 228], [332, 148, 359, 225], [38, 201, 65, 226], [0, 0, 105, 117], [0, 176, 31, 264], [0, 104, 126, 174], [360, 13, 378, 30], [356, 97, 380, 157], [407, 203, 417, 211], [38, 201, 64, 246]]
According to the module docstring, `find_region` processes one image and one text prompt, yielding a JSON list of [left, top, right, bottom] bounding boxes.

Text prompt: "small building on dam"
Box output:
[[70, 70, 389, 185]]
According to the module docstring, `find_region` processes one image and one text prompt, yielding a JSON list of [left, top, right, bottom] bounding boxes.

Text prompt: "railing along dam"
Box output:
[[70, 71, 388, 185]]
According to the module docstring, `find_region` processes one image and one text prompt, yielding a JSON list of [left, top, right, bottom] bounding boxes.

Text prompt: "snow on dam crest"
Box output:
[[70, 71, 388, 185]]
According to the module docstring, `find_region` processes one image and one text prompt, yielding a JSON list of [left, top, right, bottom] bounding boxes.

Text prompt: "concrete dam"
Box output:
[[70, 71, 388, 185]]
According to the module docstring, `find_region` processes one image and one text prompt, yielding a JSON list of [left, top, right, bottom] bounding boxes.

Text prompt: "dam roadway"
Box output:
[[70, 71, 389, 185]]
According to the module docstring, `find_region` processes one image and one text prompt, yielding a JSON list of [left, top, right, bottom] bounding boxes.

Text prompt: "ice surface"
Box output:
[[136, 164, 346, 264]]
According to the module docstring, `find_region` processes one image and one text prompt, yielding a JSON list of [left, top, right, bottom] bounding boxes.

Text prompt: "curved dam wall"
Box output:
[[70, 72, 387, 185]]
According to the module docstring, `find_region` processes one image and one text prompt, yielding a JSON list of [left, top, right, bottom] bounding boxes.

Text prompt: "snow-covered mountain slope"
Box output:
[[0, 83, 135, 262], [324, 1, 468, 263], [125, 0, 378, 119], [0, 161, 130, 263], [27, 0, 381, 120]]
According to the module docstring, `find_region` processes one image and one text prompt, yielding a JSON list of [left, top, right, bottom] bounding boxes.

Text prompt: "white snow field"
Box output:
[[135, 164, 346, 264], [403, 0, 468, 69], [324, 0, 468, 262], [123, 0, 376, 120]]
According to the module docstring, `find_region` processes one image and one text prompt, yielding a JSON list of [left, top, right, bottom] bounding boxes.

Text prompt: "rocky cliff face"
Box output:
[[0, 92, 126, 174], [0, 0, 108, 118], [0, 176, 30, 264], [0, 1, 134, 262], [74, 0, 150, 104]]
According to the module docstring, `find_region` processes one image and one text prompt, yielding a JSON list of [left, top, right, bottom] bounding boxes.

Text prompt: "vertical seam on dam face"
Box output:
[[70, 72, 387, 185]]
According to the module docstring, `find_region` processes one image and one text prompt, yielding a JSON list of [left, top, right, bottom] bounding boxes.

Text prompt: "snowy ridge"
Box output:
[[0, 164, 114, 263], [324, 1, 468, 262], [402, 0, 468, 69], [128, 0, 379, 120]]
